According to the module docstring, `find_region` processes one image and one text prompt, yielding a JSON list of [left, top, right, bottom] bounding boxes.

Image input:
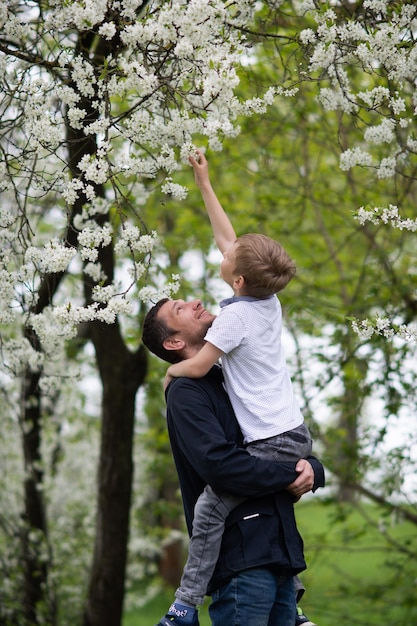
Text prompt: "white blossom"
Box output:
[[161, 178, 188, 200], [98, 22, 117, 40], [67, 107, 87, 130], [84, 262, 106, 283], [317, 88, 358, 114], [299, 28, 316, 44], [80, 247, 99, 263], [340, 148, 373, 171], [377, 156, 396, 179], [0, 207, 14, 228], [296, 0, 316, 12], [78, 154, 110, 184], [363, 0, 389, 14], [357, 86, 390, 108], [127, 262, 147, 281], [138, 274, 181, 305], [364, 119, 395, 145], [3, 338, 44, 374], [92, 284, 117, 303], [78, 225, 113, 249], [70, 55, 96, 98], [390, 95, 406, 116], [25, 241, 77, 274], [352, 317, 417, 343], [62, 178, 85, 205], [356, 205, 417, 232], [114, 227, 158, 255]]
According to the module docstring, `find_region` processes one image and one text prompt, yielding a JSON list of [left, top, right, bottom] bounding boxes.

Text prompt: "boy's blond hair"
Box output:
[[234, 233, 296, 298]]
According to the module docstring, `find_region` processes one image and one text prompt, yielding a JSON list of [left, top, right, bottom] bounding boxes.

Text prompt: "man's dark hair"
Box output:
[[142, 298, 181, 364]]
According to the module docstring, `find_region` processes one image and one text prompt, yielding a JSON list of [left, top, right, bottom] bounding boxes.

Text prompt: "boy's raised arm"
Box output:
[[189, 148, 236, 255]]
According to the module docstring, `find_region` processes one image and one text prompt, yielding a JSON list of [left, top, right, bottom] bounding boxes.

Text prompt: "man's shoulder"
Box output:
[[166, 366, 226, 402], [168, 365, 224, 388]]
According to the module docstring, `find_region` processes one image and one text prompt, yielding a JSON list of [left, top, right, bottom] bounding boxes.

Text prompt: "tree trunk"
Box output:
[[332, 351, 368, 503], [82, 320, 147, 626], [21, 323, 59, 625]]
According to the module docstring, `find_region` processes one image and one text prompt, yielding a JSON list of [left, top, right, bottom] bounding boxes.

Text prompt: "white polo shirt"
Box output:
[[205, 295, 303, 444]]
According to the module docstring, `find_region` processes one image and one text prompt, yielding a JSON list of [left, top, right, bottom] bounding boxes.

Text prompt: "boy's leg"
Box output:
[[175, 485, 244, 607], [294, 576, 305, 603], [209, 568, 296, 626], [247, 424, 313, 464]]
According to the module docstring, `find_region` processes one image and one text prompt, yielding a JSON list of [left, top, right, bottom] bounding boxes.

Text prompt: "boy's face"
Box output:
[[220, 241, 239, 288]]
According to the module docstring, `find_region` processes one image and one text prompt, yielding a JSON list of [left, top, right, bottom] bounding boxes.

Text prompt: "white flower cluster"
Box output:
[[351, 317, 417, 343], [2, 337, 44, 375], [364, 118, 395, 146], [0, 267, 17, 324], [114, 228, 158, 255], [340, 148, 373, 171], [34, 298, 134, 342], [356, 205, 417, 232], [0, 0, 276, 213], [161, 178, 188, 200], [22, 81, 62, 153], [78, 153, 110, 185], [25, 241, 77, 274], [98, 21, 117, 41], [0, 204, 172, 378], [0, 0, 285, 209], [138, 274, 181, 305], [78, 224, 113, 263], [300, 0, 417, 176]]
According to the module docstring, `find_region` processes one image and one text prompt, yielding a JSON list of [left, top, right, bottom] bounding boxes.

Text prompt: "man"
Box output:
[[142, 298, 324, 626]]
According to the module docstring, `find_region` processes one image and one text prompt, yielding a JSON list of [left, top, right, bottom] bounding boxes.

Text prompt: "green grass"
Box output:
[[124, 500, 417, 626], [296, 499, 417, 625]]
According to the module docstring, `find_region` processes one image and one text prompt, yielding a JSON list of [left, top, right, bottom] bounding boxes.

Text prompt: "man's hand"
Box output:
[[287, 459, 314, 499]]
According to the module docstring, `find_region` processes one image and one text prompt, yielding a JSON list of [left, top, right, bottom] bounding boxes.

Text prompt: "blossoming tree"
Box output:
[[1, 0, 417, 624], [0, 1, 279, 624], [299, 0, 417, 340]]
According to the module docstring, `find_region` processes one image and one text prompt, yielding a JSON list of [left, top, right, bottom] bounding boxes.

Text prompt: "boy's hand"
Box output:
[[189, 148, 210, 189], [163, 371, 173, 391]]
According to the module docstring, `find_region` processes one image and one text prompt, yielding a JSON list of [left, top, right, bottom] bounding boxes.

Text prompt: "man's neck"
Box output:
[[181, 342, 205, 360]]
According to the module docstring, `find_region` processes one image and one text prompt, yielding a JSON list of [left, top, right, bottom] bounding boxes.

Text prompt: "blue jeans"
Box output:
[[209, 568, 296, 626]]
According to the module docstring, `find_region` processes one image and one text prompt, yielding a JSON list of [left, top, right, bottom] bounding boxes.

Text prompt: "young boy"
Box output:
[[157, 149, 313, 626]]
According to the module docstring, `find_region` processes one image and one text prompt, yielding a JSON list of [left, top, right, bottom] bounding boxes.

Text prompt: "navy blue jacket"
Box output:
[[165, 365, 325, 594]]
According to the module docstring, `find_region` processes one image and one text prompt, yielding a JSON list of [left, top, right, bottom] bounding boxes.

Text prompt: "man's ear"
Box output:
[[163, 336, 186, 352]]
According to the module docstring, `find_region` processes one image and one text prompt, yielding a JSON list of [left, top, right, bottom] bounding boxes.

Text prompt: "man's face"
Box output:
[[158, 299, 216, 355]]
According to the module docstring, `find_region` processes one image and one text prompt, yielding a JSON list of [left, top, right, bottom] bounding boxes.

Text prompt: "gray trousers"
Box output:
[[175, 423, 313, 606]]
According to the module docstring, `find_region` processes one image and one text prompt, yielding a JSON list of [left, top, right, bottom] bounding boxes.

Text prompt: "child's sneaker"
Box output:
[[295, 606, 317, 626], [155, 602, 199, 626]]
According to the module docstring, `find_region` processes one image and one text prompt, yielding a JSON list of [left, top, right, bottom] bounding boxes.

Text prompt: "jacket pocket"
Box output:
[[222, 503, 286, 570]]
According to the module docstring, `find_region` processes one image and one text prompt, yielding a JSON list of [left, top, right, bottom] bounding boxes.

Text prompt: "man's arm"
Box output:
[[287, 458, 326, 499], [167, 376, 310, 497], [189, 148, 236, 255]]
